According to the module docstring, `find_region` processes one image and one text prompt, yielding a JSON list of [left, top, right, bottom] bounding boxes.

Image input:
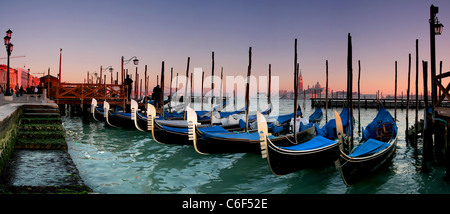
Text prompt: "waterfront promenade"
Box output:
[[0, 93, 51, 106], [0, 93, 91, 193]]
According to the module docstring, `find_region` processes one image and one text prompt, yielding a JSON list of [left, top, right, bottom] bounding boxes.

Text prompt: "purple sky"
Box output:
[[1, 0, 450, 95]]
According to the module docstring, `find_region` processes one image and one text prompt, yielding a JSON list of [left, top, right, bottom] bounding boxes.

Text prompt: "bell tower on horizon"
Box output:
[[299, 70, 303, 92]]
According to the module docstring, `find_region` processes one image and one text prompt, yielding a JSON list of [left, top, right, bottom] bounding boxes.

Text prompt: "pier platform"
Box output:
[[0, 93, 91, 193]]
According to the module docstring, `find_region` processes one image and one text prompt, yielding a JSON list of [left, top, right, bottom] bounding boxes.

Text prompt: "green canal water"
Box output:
[[62, 99, 450, 194]]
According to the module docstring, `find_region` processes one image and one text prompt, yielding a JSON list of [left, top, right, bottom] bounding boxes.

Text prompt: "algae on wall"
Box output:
[[0, 108, 22, 176]]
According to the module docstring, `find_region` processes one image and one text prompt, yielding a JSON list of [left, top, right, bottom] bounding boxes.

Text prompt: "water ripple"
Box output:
[[61, 100, 450, 194]]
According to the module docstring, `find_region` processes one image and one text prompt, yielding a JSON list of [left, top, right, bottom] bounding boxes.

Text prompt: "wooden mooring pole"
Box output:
[[439, 61, 442, 98], [294, 39, 298, 142], [358, 60, 361, 134], [422, 60, 432, 172], [347, 33, 354, 149], [245, 47, 252, 132], [268, 64, 272, 115], [201, 71, 204, 111], [395, 61, 397, 122], [183, 57, 190, 119], [210, 52, 215, 126], [169, 67, 173, 107], [175, 73, 179, 107], [406, 53, 411, 145], [414, 39, 419, 154], [144, 65, 148, 105], [160, 61, 165, 115], [325, 60, 328, 122]]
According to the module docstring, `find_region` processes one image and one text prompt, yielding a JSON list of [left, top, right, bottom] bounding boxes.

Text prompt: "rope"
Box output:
[[284, 135, 297, 144]]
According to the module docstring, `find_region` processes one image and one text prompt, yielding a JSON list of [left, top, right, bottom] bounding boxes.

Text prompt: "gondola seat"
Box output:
[[279, 135, 337, 151], [348, 138, 390, 157]]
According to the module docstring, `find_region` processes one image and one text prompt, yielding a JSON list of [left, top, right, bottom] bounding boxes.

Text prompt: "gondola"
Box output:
[[132, 100, 243, 130], [188, 108, 315, 155], [103, 101, 136, 128], [308, 107, 323, 125], [103, 98, 228, 129], [163, 100, 230, 120], [335, 107, 397, 186], [316, 107, 351, 139], [143, 104, 244, 145], [138, 102, 286, 146], [285, 107, 323, 134], [148, 98, 170, 106], [262, 109, 303, 135], [133, 99, 270, 130], [91, 98, 105, 122], [257, 111, 342, 176]]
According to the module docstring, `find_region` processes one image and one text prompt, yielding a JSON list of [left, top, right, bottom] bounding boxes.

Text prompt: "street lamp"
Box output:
[[124, 56, 139, 65], [429, 4, 444, 111], [101, 66, 114, 84], [121, 56, 139, 85], [435, 20, 444, 35], [93, 72, 98, 84], [3, 29, 13, 97]]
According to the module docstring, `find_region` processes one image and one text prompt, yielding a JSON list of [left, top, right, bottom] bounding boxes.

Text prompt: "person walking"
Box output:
[[124, 75, 133, 101], [15, 84, 19, 97]]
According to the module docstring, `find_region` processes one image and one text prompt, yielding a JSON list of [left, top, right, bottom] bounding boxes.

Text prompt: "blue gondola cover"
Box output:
[[348, 138, 390, 157], [362, 108, 396, 140], [317, 108, 351, 139], [279, 136, 336, 151], [309, 107, 323, 122], [162, 125, 230, 134]]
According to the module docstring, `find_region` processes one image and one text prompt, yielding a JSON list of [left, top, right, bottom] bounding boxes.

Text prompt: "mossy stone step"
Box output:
[[23, 108, 60, 114], [22, 105, 58, 109], [21, 117, 62, 124], [22, 112, 60, 118], [19, 124, 64, 132], [15, 138, 67, 150], [18, 131, 65, 139]]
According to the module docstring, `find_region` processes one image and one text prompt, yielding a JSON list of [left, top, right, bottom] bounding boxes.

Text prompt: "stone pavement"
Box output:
[[0, 93, 54, 106]]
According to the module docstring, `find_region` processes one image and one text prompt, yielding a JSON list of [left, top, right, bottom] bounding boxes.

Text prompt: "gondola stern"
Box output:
[[186, 107, 207, 155], [104, 101, 118, 127], [147, 103, 165, 144], [256, 111, 269, 159], [131, 99, 145, 132], [91, 98, 99, 121], [147, 103, 157, 132]]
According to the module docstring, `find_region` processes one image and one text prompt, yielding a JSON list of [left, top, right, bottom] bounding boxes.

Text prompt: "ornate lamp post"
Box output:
[[430, 4, 444, 109], [121, 56, 139, 107], [121, 56, 139, 85], [3, 29, 13, 98], [101, 66, 114, 84]]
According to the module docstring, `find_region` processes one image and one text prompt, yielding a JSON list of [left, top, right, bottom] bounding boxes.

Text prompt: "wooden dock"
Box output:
[[53, 83, 127, 105], [310, 97, 450, 109]]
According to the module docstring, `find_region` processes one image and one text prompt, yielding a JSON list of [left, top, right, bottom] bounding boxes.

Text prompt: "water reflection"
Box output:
[[62, 100, 450, 194]]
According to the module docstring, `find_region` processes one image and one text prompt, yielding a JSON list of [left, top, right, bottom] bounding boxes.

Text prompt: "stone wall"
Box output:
[[0, 105, 22, 176]]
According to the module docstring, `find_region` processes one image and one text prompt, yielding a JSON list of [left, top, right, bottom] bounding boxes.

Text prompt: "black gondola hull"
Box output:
[[266, 138, 340, 176], [135, 113, 152, 132], [152, 121, 191, 145], [106, 112, 135, 129], [338, 137, 397, 186], [194, 136, 260, 154], [93, 108, 105, 122], [195, 126, 317, 155]]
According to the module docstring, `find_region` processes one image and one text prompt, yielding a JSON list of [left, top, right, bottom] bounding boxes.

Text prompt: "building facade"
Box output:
[[0, 64, 18, 91], [0, 64, 41, 92]]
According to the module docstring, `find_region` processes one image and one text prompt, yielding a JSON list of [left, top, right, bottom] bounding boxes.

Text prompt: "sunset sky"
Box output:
[[1, 0, 450, 95]]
